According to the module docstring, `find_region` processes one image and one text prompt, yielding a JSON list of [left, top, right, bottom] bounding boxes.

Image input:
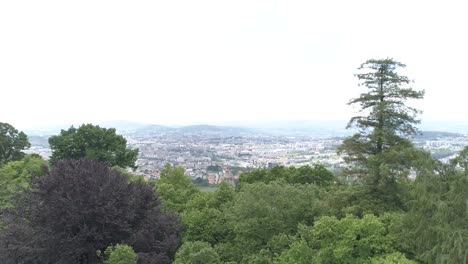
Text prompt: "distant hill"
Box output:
[[176, 125, 251, 135], [111, 123, 253, 136], [98, 120, 149, 133], [244, 120, 353, 138], [23, 120, 468, 138], [136, 124, 175, 134], [419, 121, 468, 134], [415, 131, 464, 140]]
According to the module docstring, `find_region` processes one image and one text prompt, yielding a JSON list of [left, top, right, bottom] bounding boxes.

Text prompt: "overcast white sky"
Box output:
[[1, 0, 467, 129]]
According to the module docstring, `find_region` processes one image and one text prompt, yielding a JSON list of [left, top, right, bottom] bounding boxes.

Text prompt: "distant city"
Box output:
[[24, 121, 468, 184]]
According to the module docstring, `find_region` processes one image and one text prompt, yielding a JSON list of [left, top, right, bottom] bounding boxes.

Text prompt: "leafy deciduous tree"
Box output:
[[182, 182, 235, 245], [156, 164, 200, 213], [48, 124, 139, 169], [0, 154, 47, 208], [102, 244, 137, 264], [174, 241, 221, 264], [239, 164, 335, 187], [277, 214, 414, 264], [400, 147, 468, 263], [217, 182, 325, 263], [0, 159, 181, 264], [0, 122, 31, 167]]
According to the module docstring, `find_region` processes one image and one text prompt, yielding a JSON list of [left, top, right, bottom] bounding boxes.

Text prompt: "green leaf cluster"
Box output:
[[0, 154, 47, 208], [0, 122, 31, 167], [102, 244, 137, 264], [339, 59, 424, 186], [239, 164, 335, 187], [399, 147, 468, 263], [174, 241, 221, 264], [276, 214, 414, 264], [155, 164, 201, 212], [48, 124, 139, 169]]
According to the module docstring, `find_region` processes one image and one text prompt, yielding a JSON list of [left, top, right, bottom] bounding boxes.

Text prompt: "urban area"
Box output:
[[26, 125, 468, 185]]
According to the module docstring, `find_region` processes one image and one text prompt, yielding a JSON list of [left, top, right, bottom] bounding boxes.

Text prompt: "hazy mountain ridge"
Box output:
[[23, 120, 468, 138], [415, 131, 464, 140]]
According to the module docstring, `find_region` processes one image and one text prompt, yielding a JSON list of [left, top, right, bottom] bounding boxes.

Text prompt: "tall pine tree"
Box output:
[[338, 58, 424, 206]]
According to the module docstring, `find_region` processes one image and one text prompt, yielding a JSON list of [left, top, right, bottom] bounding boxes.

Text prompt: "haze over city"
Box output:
[[1, 0, 468, 130]]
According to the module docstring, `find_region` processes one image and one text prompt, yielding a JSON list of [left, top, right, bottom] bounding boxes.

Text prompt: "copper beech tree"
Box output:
[[0, 159, 181, 264]]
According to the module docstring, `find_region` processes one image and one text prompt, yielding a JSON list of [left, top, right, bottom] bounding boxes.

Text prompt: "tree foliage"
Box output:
[[48, 124, 139, 169], [0, 159, 181, 264], [0, 122, 31, 167], [277, 214, 413, 264], [400, 147, 468, 263], [174, 241, 221, 264], [339, 58, 424, 180], [338, 58, 425, 209], [325, 184, 408, 217], [239, 164, 335, 187], [217, 182, 326, 263], [0, 154, 47, 208], [155, 164, 200, 213], [348, 59, 424, 137], [181, 182, 234, 245], [102, 244, 137, 264]]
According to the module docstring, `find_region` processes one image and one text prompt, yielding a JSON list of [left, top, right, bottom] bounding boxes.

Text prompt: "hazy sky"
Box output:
[[1, 0, 467, 129]]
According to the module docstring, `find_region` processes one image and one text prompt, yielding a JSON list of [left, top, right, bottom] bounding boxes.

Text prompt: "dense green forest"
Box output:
[[1, 59, 467, 263]]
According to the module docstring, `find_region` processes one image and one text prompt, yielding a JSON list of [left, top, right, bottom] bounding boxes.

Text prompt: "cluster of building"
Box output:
[[128, 134, 344, 181], [25, 130, 468, 184], [129, 132, 468, 182]]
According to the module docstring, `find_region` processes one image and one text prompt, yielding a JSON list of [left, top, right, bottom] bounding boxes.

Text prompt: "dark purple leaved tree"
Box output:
[[0, 159, 181, 264]]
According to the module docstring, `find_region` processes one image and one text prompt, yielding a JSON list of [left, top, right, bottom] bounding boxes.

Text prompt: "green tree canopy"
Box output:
[[239, 164, 335, 187], [0, 154, 47, 208], [216, 182, 326, 263], [347, 59, 424, 138], [338, 58, 424, 206], [0, 159, 181, 264], [276, 214, 414, 264], [155, 164, 200, 212], [174, 241, 221, 264], [399, 148, 468, 263], [48, 124, 139, 169], [102, 244, 137, 264], [182, 182, 235, 244], [0, 122, 31, 167]]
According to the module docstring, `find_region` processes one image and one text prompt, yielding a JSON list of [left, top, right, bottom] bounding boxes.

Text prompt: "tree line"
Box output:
[[1, 58, 467, 263]]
